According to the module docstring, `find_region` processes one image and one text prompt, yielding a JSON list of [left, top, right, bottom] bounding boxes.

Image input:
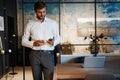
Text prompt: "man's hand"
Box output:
[[33, 40, 44, 46], [46, 38, 54, 46]]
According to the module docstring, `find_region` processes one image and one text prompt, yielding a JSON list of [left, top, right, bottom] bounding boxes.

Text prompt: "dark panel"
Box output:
[[0, 55, 3, 78], [7, 16, 17, 66]]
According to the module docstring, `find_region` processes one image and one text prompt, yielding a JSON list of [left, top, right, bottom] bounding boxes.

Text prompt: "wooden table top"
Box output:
[[53, 63, 120, 80]]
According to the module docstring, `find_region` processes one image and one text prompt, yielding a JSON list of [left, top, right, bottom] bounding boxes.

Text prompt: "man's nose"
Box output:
[[41, 13, 44, 16]]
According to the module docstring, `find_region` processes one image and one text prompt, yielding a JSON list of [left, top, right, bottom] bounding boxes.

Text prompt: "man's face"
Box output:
[[35, 7, 46, 20]]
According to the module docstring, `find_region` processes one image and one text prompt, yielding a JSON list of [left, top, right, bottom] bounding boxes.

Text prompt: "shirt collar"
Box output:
[[43, 17, 47, 22]]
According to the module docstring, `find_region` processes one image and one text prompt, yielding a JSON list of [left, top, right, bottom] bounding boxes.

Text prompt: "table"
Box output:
[[53, 63, 120, 80]]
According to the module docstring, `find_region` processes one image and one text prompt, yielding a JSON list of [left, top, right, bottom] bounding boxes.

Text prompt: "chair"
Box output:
[[85, 72, 115, 80], [54, 44, 61, 65]]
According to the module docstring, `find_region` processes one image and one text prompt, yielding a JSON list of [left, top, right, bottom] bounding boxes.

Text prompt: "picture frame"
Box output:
[[0, 16, 4, 31]]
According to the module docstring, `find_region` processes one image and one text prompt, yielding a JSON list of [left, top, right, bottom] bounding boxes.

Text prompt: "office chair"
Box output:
[[85, 73, 115, 80]]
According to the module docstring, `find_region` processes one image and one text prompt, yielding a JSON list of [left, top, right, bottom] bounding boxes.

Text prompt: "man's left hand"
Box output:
[[46, 38, 54, 46]]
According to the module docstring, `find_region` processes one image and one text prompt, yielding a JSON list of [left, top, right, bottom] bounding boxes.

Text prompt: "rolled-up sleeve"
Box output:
[[21, 21, 34, 48], [53, 22, 60, 46]]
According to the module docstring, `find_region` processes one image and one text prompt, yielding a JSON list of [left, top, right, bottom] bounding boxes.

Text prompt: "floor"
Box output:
[[0, 66, 33, 80], [1, 66, 120, 80]]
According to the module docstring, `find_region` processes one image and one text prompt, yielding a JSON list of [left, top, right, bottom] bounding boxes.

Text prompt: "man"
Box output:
[[21, 1, 60, 80]]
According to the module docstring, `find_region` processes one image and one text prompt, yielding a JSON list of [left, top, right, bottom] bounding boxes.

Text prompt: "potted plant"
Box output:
[[88, 37, 99, 57]]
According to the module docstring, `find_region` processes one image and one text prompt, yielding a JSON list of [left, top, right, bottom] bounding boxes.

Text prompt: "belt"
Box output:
[[40, 50, 53, 53], [32, 50, 53, 53]]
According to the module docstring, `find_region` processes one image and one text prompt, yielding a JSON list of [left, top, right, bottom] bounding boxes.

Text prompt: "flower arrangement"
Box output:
[[88, 37, 99, 56], [85, 34, 106, 56]]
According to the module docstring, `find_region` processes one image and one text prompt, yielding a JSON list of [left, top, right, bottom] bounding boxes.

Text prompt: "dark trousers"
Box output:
[[29, 50, 54, 80]]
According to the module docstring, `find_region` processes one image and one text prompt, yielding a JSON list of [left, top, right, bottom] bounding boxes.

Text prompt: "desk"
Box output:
[[53, 63, 120, 80]]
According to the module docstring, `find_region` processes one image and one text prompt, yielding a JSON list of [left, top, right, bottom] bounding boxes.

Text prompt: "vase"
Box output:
[[89, 40, 99, 57]]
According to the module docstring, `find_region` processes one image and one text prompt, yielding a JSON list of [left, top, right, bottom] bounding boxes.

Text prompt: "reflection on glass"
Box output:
[[96, 3, 120, 44], [18, 0, 120, 56], [46, 4, 59, 23], [23, 4, 59, 26], [96, 0, 120, 2], [60, 0, 95, 2], [71, 45, 90, 54], [23, 0, 38, 2], [69, 45, 120, 54], [98, 45, 120, 54], [44, 0, 59, 2], [24, 4, 35, 25], [60, 3, 95, 44], [23, 0, 59, 2]]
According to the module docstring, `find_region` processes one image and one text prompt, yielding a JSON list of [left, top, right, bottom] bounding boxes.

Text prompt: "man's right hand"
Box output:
[[33, 40, 44, 46]]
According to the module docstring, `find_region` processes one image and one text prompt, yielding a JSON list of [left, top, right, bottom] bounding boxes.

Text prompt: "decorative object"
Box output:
[[88, 37, 99, 57], [61, 41, 75, 54]]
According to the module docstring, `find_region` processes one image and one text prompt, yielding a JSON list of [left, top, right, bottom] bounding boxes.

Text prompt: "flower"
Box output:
[[85, 34, 100, 56]]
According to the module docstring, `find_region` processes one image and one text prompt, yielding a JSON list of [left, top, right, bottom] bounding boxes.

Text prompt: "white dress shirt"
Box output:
[[22, 17, 60, 50]]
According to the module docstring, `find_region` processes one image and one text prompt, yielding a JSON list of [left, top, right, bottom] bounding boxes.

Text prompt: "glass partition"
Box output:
[[96, 3, 120, 54], [19, 0, 120, 55], [96, 0, 120, 2], [60, 0, 95, 2], [60, 3, 95, 44]]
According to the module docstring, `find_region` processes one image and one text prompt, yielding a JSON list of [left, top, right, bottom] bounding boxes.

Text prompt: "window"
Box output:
[[18, 0, 120, 55]]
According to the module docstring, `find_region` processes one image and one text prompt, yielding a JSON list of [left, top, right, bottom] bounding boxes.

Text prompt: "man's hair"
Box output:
[[34, 1, 46, 10]]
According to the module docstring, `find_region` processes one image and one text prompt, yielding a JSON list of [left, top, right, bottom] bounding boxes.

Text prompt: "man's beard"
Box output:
[[37, 16, 44, 20]]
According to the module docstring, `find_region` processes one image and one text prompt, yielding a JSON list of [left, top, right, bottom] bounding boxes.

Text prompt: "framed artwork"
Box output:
[[0, 16, 4, 31]]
